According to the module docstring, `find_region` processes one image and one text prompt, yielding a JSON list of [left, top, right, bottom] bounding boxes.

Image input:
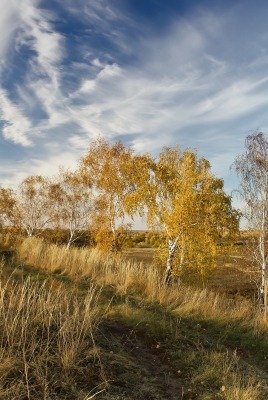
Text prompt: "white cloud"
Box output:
[[2, 0, 268, 195], [0, 148, 79, 188], [19, 2, 66, 126], [17, 0, 64, 68], [30, 151, 78, 176], [0, 164, 31, 188], [0, 0, 21, 71], [0, 0, 67, 144], [92, 58, 106, 68], [64, 0, 129, 27], [68, 135, 93, 152], [0, 89, 32, 146], [60, 9, 268, 158], [195, 77, 268, 123]]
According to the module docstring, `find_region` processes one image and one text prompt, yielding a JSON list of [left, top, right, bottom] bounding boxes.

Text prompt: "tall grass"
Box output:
[[191, 350, 262, 400], [1, 237, 266, 399], [16, 237, 268, 338], [0, 260, 104, 399]]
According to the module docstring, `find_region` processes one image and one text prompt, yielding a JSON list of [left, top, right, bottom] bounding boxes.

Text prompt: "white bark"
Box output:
[[234, 131, 268, 311], [165, 236, 179, 285], [259, 176, 268, 308]]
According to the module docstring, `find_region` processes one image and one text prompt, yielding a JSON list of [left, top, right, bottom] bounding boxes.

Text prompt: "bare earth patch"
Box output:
[[99, 320, 198, 399]]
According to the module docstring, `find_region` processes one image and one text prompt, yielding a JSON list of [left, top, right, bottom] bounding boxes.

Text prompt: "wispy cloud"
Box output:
[[18, 0, 66, 128], [0, 0, 67, 147], [0, 89, 32, 146], [1, 0, 268, 190], [0, 0, 21, 72], [195, 77, 268, 123], [63, 8, 268, 165]]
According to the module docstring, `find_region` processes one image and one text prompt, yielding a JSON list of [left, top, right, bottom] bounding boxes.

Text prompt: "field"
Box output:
[[123, 240, 256, 299], [0, 233, 267, 399]]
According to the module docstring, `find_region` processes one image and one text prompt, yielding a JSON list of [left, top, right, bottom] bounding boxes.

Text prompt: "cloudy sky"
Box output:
[[1, 0, 268, 204]]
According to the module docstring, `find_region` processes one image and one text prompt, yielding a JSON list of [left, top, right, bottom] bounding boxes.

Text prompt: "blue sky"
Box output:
[[1, 0, 268, 211]]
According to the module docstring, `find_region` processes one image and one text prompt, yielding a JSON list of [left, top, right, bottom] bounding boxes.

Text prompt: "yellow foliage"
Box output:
[[146, 147, 239, 282], [80, 138, 149, 251]]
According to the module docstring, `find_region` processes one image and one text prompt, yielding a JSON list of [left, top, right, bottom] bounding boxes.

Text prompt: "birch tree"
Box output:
[[0, 176, 53, 237], [80, 138, 145, 252], [49, 169, 93, 248], [233, 131, 268, 309], [146, 147, 238, 284], [0, 187, 17, 228]]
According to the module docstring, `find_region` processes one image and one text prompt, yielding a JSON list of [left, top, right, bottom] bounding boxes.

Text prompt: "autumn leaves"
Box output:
[[0, 138, 239, 283]]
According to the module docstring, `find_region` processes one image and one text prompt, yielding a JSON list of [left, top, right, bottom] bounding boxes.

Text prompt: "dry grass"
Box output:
[[16, 237, 267, 338], [191, 350, 262, 400], [0, 260, 104, 399], [124, 246, 258, 298], [1, 236, 267, 399]]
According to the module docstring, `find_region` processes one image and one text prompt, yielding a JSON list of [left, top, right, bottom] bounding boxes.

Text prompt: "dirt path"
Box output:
[[99, 321, 198, 400]]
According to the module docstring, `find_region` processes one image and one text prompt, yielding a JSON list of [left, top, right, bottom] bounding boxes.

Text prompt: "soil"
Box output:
[[99, 320, 198, 400]]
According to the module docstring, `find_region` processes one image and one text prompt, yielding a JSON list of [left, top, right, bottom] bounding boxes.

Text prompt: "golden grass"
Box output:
[[3, 236, 267, 399], [16, 237, 268, 338], [0, 260, 104, 399]]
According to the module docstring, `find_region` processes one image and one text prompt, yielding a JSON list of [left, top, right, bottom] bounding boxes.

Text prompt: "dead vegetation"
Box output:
[[0, 265, 104, 399], [0, 234, 267, 399]]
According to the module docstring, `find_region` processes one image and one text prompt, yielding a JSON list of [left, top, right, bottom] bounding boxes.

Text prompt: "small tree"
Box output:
[[0, 187, 17, 229], [0, 176, 53, 237], [49, 169, 93, 248], [233, 131, 268, 309], [80, 138, 145, 253], [145, 146, 239, 284]]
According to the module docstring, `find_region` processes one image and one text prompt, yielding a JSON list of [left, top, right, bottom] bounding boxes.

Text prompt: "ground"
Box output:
[[0, 236, 267, 399]]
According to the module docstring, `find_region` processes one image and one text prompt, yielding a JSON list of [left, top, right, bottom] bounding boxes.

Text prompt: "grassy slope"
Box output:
[[0, 238, 267, 399]]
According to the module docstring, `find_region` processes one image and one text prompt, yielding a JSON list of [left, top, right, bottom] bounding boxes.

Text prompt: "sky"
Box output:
[[1, 0, 268, 223]]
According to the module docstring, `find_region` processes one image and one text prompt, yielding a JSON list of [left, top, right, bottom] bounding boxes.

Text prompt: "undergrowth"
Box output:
[[16, 237, 268, 338], [0, 235, 267, 399], [0, 261, 105, 399]]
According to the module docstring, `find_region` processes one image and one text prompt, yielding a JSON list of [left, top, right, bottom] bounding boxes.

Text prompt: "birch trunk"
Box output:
[[109, 219, 118, 254], [259, 232, 266, 308], [259, 195, 267, 310], [165, 237, 178, 285]]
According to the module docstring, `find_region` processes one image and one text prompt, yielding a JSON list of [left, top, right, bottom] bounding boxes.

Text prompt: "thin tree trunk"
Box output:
[[259, 220, 266, 310], [264, 281, 267, 323], [66, 234, 73, 249], [109, 220, 118, 254], [165, 237, 178, 285], [259, 187, 267, 312]]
